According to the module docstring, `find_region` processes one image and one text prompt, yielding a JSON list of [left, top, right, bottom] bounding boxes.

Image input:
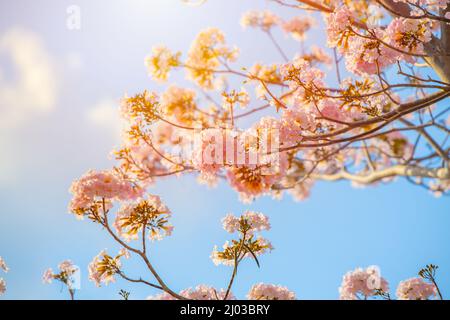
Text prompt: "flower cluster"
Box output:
[[186, 28, 239, 89], [114, 196, 173, 241], [339, 266, 389, 300], [88, 249, 129, 287], [247, 283, 296, 300], [222, 88, 250, 110], [386, 18, 432, 54], [396, 278, 437, 300], [42, 260, 79, 299], [145, 45, 181, 82], [282, 16, 316, 41], [211, 211, 273, 266], [340, 265, 443, 300], [148, 285, 234, 300], [69, 170, 142, 219], [181, 285, 235, 300], [42, 260, 79, 285], [221, 211, 270, 235], [0, 257, 8, 273], [241, 10, 280, 31], [161, 85, 198, 124], [0, 257, 8, 296], [120, 90, 161, 126], [325, 6, 435, 75]]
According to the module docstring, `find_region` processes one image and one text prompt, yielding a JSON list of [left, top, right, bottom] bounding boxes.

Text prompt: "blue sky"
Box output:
[[0, 0, 449, 300]]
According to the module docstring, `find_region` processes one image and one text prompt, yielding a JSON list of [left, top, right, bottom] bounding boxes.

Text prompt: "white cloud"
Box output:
[[0, 28, 58, 183], [86, 99, 123, 142], [0, 28, 57, 128]]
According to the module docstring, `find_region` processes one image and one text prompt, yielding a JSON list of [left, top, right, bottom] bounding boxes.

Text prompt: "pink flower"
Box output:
[[396, 278, 437, 300], [191, 128, 238, 175], [344, 33, 398, 75], [147, 292, 177, 300], [42, 268, 54, 284], [180, 285, 235, 300], [160, 85, 197, 124], [280, 108, 311, 142], [88, 250, 119, 287], [221, 211, 271, 235], [69, 170, 142, 216], [309, 46, 333, 65], [58, 260, 77, 276], [247, 283, 296, 300], [282, 16, 315, 41], [0, 278, 6, 296], [147, 285, 234, 300], [241, 11, 280, 31], [386, 18, 432, 55], [118, 248, 131, 259], [325, 7, 353, 49], [114, 196, 173, 242], [0, 257, 8, 273], [281, 57, 325, 87], [287, 178, 314, 202], [226, 165, 282, 202], [318, 99, 347, 123], [339, 266, 389, 300], [211, 237, 273, 266]]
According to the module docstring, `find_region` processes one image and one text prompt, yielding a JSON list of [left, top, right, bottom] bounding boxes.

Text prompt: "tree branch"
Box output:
[[307, 165, 449, 184]]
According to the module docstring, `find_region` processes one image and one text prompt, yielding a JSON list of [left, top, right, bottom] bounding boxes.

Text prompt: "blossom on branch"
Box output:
[[88, 249, 129, 287], [247, 283, 296, 300], [114, 196, 173, 241], [339, 266, 389, 300], [396, 277, 437, 300]]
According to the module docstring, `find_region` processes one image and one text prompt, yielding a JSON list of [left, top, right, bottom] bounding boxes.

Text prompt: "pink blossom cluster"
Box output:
[[180, 285, 235, 300], [69, 170, 142, 215], [386, 18, 432, 54], [147, 291, 176, 300], [241, 10, 280, 31], [114, 196, 174, 242], [88, 249, 129, 287], [191, 128, 238, 177], [247, 283, 296, 300], [88, 251, 114, 287], [114, 141, 169, 187], [281, 16, 316, 41], [325, 6, 353, 48], [42, 260, 78, 285], [396, 278, 437, 300], [0, 257, 7, 296], [339, 266, 389, 300], [325, 7, 433, 75], [191, 122, 289, 202], [221, 211, 271, 235], [308, 46, 333, 65], [186, 28, 239, 89], [344, 29, 400, 75], [281, 57, 326, 90], [0, 257, 8, 273], [147, 285, 234, 300], [0, 279, 5, 296], [160, 85, 197, 124], [120, 90, 159, 124], [42, 269, 54, 284], [210, 237, 273, 266]]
